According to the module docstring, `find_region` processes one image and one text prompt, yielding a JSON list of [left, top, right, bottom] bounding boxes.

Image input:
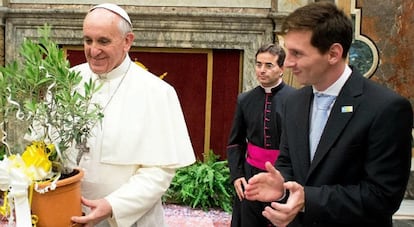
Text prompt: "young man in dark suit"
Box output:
[[244, 2, 413, 227]]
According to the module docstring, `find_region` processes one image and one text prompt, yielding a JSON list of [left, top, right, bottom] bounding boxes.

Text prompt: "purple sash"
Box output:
[[246, 142, 279, 171]]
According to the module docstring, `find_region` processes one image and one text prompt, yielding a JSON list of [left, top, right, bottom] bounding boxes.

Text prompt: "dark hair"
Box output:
[[281, 1, 353, 59], [255, 43, 286, 67]]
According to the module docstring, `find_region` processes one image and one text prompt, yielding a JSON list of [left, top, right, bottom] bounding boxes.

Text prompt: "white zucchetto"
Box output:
[[90, 3, 132, 27]]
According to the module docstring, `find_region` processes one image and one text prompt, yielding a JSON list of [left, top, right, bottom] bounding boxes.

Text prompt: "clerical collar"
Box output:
[[97, 56, 131, 80], [261, 78, 283, 93]]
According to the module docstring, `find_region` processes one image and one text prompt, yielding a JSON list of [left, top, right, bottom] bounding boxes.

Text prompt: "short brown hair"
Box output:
[[281, 1, 353, 59]]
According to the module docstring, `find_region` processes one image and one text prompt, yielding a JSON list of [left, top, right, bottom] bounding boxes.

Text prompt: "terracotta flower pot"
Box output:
[[31, 169, 84, 227]]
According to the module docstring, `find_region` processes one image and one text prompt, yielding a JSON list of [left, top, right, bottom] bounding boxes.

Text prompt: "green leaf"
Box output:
[[162, 150, 234, 212]]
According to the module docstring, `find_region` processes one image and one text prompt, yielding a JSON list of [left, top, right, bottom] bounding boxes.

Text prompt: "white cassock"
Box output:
[[71, 56, 195, 227]]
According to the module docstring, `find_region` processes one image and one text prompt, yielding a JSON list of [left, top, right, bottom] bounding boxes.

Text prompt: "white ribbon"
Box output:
[[6, 87, 25, 121], [0, 122, 11, 156], [9, 168, 32, 227], [0, 157, 33, 227]]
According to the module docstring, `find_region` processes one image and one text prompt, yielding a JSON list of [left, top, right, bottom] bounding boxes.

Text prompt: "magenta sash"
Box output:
[[246, 142, 280, 171]]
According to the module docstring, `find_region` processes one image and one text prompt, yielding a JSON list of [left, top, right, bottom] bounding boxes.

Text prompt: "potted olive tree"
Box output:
[[0, 24, 102, 226]]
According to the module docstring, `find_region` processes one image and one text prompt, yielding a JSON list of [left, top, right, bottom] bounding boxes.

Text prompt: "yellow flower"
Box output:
[[21, 141, 53, 179]]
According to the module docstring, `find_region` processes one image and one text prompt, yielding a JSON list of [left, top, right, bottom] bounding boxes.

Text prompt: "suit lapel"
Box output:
[[294, 87, 313, 175], [307, 71, 364, 177]]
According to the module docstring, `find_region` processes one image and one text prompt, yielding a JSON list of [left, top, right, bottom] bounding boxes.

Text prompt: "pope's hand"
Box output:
[[71, 197, 112, 227]]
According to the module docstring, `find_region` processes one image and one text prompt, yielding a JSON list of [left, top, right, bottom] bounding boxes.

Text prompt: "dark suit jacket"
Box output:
[[277, 70, 413, 227]]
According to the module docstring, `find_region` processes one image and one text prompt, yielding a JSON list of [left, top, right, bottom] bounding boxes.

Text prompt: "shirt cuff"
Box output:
[[276, 189, 287, 202]]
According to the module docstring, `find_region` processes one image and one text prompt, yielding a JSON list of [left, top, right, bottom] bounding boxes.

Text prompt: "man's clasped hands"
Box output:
[[243, 161, 305, 227]]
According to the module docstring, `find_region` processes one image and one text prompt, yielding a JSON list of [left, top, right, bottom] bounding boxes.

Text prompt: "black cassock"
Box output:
[[227, 81, 294, 227]]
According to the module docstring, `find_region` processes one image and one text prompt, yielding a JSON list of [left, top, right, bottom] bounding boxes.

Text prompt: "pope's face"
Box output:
[[82, 9, 133, 74]]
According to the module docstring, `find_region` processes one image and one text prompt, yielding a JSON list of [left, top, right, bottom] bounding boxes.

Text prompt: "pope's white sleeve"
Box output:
[[104, 165, 175, 226]]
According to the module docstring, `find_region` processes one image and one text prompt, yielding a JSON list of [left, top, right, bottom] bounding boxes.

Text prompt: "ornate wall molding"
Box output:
[[348, 0, 379, 78], [8, 0, 271, 8], [1, 4, 279, 91]]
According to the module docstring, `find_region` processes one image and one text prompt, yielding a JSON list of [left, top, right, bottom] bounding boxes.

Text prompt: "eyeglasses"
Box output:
[[255, 62, 276, 70]]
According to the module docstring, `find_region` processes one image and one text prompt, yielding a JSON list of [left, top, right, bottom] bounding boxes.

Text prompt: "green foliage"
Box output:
[[0, 24, 103, 173], [163, 150, 234, 212]]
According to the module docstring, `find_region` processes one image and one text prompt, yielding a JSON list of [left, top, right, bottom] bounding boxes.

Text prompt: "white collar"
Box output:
[[97, 56, 131, 80], [313, 65, 352, 96]]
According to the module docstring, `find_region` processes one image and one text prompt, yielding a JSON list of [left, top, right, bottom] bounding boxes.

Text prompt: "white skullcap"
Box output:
[[90, 3, 132, 27]]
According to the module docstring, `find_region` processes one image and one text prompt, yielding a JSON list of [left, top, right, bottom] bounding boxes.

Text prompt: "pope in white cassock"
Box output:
[[70, 3, 196, 227]]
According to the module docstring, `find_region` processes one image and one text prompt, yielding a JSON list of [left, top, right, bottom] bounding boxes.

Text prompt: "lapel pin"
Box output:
[[341, 106, 353, 113]]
